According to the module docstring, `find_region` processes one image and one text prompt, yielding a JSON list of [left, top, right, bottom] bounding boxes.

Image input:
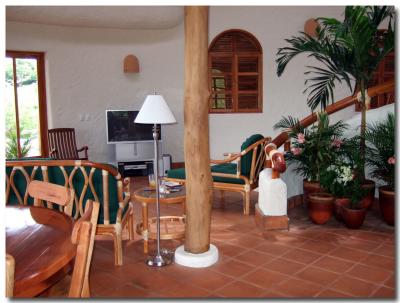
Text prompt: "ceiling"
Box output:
[[6, 6, 184, 30]]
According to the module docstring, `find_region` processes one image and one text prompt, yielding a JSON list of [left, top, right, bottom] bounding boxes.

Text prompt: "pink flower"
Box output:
[[296, 133, 305, 144], [291, 147, 302, 156], [388, 156, 395, 165], [331, 138, 343, 148]]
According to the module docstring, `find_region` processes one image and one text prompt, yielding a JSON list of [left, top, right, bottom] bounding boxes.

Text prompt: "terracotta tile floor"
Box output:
[[87, 177, 395, 299]]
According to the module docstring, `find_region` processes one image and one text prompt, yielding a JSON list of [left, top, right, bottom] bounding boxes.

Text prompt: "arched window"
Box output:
[[209, 29, 263, 113]]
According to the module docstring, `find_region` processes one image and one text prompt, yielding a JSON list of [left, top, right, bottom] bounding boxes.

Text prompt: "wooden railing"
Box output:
[[271, 80, 395, 149]]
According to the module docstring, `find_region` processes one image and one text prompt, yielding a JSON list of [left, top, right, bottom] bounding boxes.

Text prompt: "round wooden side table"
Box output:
[[134, 187, 186, 254]]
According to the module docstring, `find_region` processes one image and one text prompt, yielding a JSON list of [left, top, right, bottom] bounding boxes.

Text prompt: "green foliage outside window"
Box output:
[[6, 125, 32, 159], [5, 59, 37, 86]]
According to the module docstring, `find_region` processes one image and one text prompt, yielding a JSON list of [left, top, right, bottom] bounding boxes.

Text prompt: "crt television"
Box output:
[[106, 110, 161, 143]]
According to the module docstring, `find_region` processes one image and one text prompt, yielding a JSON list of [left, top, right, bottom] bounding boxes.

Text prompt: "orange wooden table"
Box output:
[[6, 205, 76, 297]]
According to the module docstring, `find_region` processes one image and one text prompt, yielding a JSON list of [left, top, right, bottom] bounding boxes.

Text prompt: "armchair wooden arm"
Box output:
[[77, 146, 89, 160], [49, 148, 58, 158], [210, 153, 242, 164], [223, 152, 240, 158]]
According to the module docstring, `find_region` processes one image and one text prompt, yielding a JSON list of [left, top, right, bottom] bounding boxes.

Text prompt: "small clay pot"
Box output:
[[308, 192, 334, 224], [379, 186, 395, 226], [334, 197, 350, 222], [303, 180, 323, 208], [360, 180, 375, 210], [342, 205, 367, 229]]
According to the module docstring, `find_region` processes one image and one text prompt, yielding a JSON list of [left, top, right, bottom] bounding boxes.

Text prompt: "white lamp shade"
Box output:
[[134, 95, 177, 124]]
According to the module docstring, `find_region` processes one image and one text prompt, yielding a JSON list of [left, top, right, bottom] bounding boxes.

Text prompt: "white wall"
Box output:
[[6, 20, 185, 163], [6, 6, 356, 181], [209, 6, 354, 160]]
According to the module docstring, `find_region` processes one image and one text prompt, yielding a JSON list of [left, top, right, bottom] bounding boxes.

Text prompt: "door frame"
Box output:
[[6, 50, 49, 157]]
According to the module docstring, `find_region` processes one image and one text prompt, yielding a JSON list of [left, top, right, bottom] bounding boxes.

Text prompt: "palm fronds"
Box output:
[[273, 115, 302, 132], [276, 6, 394, 111], [274, 112, 348, 181], [365, 113, 395, 189]]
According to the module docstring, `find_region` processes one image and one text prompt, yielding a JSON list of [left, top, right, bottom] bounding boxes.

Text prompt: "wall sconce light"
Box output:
[[304, 18, 319, 37], [124, 54, 140, 73]]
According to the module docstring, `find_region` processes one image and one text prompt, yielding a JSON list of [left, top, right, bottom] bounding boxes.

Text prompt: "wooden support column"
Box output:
[[183, 6, 213, 254]]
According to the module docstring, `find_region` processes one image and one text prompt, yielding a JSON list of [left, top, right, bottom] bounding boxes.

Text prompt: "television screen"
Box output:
[[106, 110, 161, 143]]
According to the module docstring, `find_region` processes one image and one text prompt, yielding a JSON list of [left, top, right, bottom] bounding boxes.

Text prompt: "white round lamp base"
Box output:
[[174, 244, 219, 268]]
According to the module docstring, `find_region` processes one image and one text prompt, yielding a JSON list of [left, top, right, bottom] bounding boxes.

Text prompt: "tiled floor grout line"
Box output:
[[235, 263, 295, 295], [232, 246, 328, 296], [209, 247, 293, 295], [380, 272, 395, 288], [368, 274, 395, 298], [278, 241, 388, 298], [279, 248, 335, 295], [312, 245, 394, 298], [205, 251, 280, 296]]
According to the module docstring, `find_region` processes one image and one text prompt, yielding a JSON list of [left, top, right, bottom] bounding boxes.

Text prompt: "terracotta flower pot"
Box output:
[[334, 197, 350, 222], [379, 186, 395, 226], [303, 180, 323, 208], [342, 206, 367, 229], [308, 192, 334, 224], [360, 179, 375, 210]]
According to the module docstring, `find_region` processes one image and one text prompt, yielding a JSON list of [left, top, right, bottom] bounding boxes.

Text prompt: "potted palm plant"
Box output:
[[276, 6, 394, 186], [366, 113, 395, 225], [274, 112, 346, 222]]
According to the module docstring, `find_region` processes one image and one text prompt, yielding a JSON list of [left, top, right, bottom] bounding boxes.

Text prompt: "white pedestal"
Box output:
[[258, 168, 287, 216], [174, 244, 219, 268]]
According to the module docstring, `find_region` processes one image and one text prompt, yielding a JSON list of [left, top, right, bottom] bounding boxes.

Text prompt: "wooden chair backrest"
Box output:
[[48, 128, 80, 160], [27, 180, 74, 216], [239, 137, 269, 184], [69, 199, 99, 298], [6, 254, 15, 297]]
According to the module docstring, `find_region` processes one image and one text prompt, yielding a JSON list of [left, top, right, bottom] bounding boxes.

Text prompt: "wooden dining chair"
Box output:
[[6, 254, 15, 297], [43, 199, 99, 298], [27, 180, 75, 216], [48, 128, 89, 160]]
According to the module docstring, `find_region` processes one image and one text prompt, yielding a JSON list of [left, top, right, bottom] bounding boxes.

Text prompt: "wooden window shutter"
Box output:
[[209, 29, 263, 113]]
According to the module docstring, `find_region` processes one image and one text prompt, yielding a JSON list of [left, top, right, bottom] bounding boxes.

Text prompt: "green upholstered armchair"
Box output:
[[6, 159, 134, 266], [166, 134, 270, 215]]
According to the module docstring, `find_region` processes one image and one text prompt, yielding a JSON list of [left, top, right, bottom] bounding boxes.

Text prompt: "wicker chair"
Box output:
[[167, 134, 270, 215]]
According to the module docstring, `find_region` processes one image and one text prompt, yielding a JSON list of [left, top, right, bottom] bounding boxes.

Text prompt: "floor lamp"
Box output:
[[135, 94, 177, 267]]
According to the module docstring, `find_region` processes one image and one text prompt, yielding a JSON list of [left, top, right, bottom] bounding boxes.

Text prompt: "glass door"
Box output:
[[5, 51, 48, 158]]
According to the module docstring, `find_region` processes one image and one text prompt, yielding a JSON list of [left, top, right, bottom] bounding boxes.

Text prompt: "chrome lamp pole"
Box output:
[[146, 123, 171, 266], [134, 94, 177, 267]]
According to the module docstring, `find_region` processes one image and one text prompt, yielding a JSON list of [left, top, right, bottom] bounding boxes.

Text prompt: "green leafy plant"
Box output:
[[276, 6, 394, 179], [6, 126, 32, 159], [5, 59, 37, 86], [274, 111, 347, 182], [365, 113, 395, 191]]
